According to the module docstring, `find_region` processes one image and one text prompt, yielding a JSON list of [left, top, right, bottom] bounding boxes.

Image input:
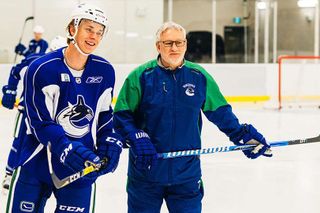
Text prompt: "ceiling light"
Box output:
[[297, 0, 317, 8], [257, 2, 267, 10]]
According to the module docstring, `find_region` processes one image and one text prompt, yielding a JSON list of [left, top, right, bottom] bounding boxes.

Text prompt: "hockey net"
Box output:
[[274, 55, 320, 109]]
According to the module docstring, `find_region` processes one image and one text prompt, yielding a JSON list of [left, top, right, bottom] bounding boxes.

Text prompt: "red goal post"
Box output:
[[278, 55, 320, 109]]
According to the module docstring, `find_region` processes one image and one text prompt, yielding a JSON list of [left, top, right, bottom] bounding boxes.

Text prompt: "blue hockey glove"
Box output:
[[15, 43, 26, 55], [2, 85, 17, 109], [231, 124, 272, 159], [127, 131, 158, 170], [96, 133, 123, 174], [50, 140, 101, 177]]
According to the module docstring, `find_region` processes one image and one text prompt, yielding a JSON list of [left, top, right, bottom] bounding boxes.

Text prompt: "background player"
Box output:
[[6, 3, 123, 212], [1, 36, 67, 192], [15, 25, 48, 58]]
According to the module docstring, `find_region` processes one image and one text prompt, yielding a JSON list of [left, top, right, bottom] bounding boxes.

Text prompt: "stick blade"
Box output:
[[25, 16, 34, 21], [51, 172, 69, 189]]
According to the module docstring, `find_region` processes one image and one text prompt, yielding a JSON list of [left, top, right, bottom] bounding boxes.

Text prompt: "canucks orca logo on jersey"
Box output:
[[57, 95, 94, 138]]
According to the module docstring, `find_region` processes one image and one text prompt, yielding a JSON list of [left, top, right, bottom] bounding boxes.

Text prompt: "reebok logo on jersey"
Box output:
[[61, 73, 70, 82], [20, 201, 35, 212], [86, 76, 103, 84], [183, 83, 195, 96]]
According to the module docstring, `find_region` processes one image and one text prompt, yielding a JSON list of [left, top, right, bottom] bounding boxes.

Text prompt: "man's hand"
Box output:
[[232, 124, 272, 159], [127, 131, 158, 170]]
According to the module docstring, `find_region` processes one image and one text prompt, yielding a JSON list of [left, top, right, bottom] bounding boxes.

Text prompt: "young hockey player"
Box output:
[[6, 3, 122, 212], [1, 36, 67, 192], [114, 21, 272, 213]]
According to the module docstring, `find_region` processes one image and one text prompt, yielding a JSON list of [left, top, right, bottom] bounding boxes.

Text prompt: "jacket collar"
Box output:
[[157, 55, 185, 71]]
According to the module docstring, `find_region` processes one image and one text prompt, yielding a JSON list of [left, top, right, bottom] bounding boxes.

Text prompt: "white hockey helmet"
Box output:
[[67, 3, 108, 56], [50, 36, 67, 51], [33, 25, 45, 34], [70, 3, 107, 29]]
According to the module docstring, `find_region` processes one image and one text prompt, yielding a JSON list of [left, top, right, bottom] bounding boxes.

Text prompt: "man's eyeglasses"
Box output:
[[158, 40, 186, 47]]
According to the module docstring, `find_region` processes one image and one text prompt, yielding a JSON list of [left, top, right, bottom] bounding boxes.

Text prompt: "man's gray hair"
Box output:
[[156, 21, 186, 42]]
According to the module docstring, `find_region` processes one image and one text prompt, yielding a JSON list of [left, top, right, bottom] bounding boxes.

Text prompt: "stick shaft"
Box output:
[[158, 135, 320, 159], [51, 164, 96, 189], [14, 16, 34, 64]]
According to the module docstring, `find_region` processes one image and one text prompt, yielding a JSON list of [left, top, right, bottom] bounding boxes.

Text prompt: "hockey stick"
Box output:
[[46, 145, 106, 189], [14, 16, 34, 64], [158, 135, 320, 159]]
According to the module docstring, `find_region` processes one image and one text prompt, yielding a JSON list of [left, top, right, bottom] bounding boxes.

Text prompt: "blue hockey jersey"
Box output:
[[24, 39, 48, 57], [22, 48, 115, 185], [7, 53, 44, 107], [8, 54, 43, 88]]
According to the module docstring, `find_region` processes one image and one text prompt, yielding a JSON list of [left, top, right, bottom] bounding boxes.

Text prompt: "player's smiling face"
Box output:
[[75, 19, 104, 54]]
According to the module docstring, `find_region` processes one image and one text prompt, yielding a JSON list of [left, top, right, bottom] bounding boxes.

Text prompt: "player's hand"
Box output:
[[2, 85, 17, 109], [51, 140, 101, 176], [127, 131, 158, 170], [15, 43, 26, 55], [232, 124, 272, 159], [96, 133, 123, 174]]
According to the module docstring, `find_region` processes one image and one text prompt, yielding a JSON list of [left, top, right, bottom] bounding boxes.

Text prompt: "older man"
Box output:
[[114, 21, 272, 213]]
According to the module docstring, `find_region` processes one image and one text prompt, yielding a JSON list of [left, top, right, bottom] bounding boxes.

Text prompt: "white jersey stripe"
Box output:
[[91, 87, 113, 145], [25, 57, 62, 142]]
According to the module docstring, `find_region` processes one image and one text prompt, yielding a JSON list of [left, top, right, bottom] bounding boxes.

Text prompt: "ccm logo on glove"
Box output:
[[60, 143, 73, 163], [106, 136, 123, 148]]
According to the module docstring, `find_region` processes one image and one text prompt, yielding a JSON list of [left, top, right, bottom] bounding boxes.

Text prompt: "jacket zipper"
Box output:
[[169, 72, 177, 184]]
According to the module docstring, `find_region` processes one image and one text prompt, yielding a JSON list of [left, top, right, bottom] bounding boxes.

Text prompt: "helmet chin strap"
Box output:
[[72, 40, 89, 56], [67, 26, 89, 56]]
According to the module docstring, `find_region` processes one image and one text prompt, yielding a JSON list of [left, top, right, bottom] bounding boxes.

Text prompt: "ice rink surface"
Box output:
[[1, 105, 320, 212]]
